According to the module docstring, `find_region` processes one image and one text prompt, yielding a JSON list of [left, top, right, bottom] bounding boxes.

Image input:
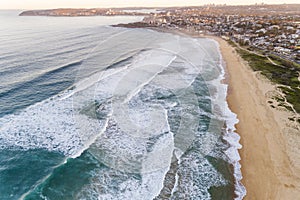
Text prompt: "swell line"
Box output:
[[0, 60, 82, 99]]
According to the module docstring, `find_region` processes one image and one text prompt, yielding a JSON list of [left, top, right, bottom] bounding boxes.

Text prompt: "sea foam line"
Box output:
[[123, 54, 177, 103], [213, 39, 247, 200]]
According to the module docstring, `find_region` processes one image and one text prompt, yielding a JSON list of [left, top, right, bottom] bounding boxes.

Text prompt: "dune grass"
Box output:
[[235, 48, 300, 114]]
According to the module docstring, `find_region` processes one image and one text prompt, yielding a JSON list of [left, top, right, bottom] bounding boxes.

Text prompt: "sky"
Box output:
[[0, 0, 298, 10]]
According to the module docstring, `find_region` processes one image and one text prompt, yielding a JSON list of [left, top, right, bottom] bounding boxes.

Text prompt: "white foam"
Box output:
[[0, 53, 133, 157], [172, 155, 228, 200], [0, 89, 104, 156], [0, 30, 247, 199], [213, 40, 247, 199]]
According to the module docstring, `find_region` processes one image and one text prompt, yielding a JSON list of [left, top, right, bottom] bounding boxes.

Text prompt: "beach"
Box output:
[[148, 26, 300, 199], [214, 36, 300, 199], [1, 10, 299, 198], [132, 26, 300, 199]]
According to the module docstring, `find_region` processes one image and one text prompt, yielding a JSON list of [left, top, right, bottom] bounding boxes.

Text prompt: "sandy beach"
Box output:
[[148, 26, 300, 199], [148, 26, 300, 198], [213, 36, 300, 199]]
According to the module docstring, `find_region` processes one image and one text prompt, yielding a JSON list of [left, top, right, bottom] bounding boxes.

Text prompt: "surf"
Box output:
[[0, 19, 245, 199]]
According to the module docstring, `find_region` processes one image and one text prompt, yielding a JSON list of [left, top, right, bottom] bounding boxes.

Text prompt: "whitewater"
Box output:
[[0, 11, 245, 200]]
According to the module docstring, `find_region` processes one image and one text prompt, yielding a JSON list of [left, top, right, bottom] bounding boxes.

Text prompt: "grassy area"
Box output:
[[227, 40, 238, 48], [235, 48, 300, 114], [269, 54, 300, 70]]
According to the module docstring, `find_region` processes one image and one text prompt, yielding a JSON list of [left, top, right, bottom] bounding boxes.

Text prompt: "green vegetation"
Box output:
[[227, 40, 238, 48], [269, 54, 300, 70], [235, 48, 300, 114]]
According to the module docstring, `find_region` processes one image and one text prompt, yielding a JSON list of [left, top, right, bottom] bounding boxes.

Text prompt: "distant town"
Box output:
[[20, 4, 300, 63], [19, 8, 148, 17], [142, 4, 300, 64]]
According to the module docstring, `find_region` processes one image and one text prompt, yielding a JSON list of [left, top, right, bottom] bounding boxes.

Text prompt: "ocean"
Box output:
[[0, 10, 245, 200]]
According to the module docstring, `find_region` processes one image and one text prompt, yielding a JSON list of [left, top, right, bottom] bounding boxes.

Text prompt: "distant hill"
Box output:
[[19, 8, 149, 17]]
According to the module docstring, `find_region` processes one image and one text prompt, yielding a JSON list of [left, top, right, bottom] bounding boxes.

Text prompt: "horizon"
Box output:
[[1, 0, 299, 10]]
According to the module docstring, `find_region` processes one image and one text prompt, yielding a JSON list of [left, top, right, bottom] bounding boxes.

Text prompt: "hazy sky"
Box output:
[[0, 0, 298, 9]]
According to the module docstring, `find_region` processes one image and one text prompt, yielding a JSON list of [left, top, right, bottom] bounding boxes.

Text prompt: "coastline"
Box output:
[[214, 36, 300, 199], [172, 27, 300, 199], [126, 26, 300, 199]]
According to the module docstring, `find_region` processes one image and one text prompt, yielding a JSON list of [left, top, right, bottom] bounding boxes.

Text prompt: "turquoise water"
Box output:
[[0, 11, 245, 199], [0, 150, 63, 199]]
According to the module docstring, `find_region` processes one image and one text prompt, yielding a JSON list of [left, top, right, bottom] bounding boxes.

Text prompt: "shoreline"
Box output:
[[132, 26, 245, 198], [215, 36, 300, 199], [192, 32, 300, 199], [173, 28, 300, 199], [118, 25, 300, 199]]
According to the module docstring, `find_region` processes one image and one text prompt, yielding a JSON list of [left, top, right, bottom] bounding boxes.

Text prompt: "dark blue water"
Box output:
[[0, 10, 142, 117], [0, 11, 144, 200]]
